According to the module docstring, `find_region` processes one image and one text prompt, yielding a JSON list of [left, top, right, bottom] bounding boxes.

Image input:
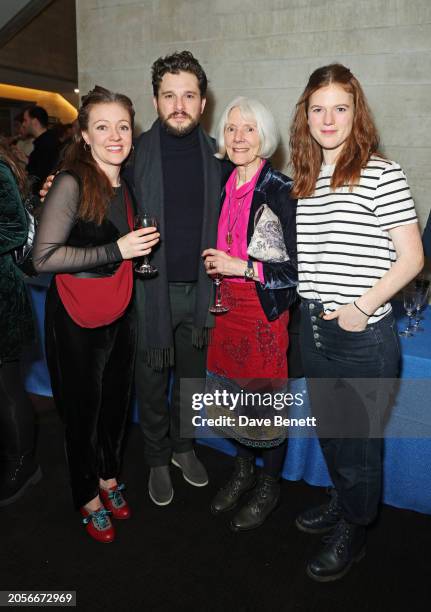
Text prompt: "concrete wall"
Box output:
[[0, 0, 78, 107], [76, 0, 431, 229], [0, 0, 77, 80]]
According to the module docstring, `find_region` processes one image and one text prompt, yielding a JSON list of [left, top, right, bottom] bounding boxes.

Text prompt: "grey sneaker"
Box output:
[[148, 466, 174, 506], [171, 450, 209, 487]]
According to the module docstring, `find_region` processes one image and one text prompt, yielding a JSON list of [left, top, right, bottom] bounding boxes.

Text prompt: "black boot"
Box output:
[[210, 456, 256, 515], [229, 473, 280, 532], [306, 519, 366, 582], [295, 490, 342, 534], [0, 454, 42, 507]]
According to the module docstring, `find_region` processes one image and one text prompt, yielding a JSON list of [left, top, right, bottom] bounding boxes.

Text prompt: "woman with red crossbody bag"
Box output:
[[33, 87, 159, 543]]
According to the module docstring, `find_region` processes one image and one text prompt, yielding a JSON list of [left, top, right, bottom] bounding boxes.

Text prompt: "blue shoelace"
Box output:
[[82, 508, 111, 529], [107, 483, 125, 507]]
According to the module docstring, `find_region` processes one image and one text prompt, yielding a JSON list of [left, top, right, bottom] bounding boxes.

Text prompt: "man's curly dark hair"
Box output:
[[151, 50, 208, 97]]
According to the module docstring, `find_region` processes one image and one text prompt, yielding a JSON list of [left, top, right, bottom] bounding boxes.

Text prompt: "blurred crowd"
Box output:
[[2, 105, 78, 195]]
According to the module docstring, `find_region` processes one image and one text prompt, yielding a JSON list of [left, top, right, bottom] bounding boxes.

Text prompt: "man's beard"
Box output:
[[161, 112, 199, 137]]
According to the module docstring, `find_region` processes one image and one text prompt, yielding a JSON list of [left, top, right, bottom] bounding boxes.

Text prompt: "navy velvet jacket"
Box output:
[[220, 161, 298, 321]]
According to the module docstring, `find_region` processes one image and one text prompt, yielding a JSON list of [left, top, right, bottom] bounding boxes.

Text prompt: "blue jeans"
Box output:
[[299, 299, 400, 525]]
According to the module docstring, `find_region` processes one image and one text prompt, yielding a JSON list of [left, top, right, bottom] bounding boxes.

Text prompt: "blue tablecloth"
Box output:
[[24, 278, 431, 514], [22, 276, 53, 397]]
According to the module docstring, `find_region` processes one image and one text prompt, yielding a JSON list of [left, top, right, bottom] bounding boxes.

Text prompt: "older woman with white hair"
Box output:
[[202, 97, 297, 531]]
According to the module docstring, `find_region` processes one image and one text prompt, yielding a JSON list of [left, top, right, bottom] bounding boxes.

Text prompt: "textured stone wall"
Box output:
[[0, 0, 77, 82], [76, 0, 431, 228]]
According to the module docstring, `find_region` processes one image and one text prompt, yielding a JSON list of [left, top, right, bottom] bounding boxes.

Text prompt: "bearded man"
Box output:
[[133, 51, 228, 505]]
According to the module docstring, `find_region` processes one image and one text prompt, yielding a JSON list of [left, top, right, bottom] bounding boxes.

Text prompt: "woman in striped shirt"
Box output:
[[289, 63, 424, 582]]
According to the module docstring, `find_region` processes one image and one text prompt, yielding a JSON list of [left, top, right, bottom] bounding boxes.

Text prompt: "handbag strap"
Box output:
[[123, 183, 134, 231], [253, 203, 266, 228]]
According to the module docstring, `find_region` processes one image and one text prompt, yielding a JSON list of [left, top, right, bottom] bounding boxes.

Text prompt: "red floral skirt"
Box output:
[[207, 281, 289, 380], [206, 282, 289, 447]]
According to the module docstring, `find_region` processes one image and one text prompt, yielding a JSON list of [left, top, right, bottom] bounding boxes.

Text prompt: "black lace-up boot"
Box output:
[[306, 518, 366, 582], [295, 490, 342, 534], [0, 454, 41, 507], [229, 473, 280, 531], [210, 456, 256, 514]]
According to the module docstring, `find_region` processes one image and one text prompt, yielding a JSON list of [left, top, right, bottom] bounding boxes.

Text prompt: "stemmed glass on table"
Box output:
[[209, 274, 229, 314], [134, 212, 158, 277], [412, 278, 430, 333], [399, 286, 417, 337]]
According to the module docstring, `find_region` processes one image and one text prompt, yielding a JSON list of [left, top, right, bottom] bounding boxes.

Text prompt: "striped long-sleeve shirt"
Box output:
[[297, 156, 418, 323]]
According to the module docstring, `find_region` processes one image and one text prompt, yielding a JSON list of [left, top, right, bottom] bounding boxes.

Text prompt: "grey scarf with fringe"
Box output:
[[133, 119, 221, 369]]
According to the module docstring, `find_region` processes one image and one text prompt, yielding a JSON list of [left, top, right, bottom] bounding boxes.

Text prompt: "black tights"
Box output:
[[235, 440, 287, 479], [0, 361, 35, 460]]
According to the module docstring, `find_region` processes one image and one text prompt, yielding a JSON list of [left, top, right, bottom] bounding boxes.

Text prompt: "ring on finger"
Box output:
[[209, 261, 215, 270]]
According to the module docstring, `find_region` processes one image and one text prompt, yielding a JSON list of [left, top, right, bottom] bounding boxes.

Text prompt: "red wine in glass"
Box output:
[[134, 212, 158, 277]]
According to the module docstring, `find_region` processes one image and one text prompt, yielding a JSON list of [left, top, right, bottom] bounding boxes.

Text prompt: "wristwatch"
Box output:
[[244, 260, 254, 280]]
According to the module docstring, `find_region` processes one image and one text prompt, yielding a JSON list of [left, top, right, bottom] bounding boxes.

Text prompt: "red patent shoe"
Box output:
[[80, 506, 115, 543], [100, 483, 131, 520]]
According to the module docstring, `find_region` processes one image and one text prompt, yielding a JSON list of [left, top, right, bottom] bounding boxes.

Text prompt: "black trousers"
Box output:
[[300, 300, 400, 525], [135, 283, 207, 466], [0, 360, 35, 461], [45, 284, 136, 509]]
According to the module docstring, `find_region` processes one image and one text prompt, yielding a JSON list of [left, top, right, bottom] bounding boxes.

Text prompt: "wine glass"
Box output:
[[412, 279, 430, 332], [134, 212, 158, 277], [209, 274, 229, 314], [399, 287, 417, 337]]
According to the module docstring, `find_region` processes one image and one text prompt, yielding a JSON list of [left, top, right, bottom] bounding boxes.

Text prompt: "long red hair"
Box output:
[[61, 86, 134, 225], [290, 63, 381, 198]]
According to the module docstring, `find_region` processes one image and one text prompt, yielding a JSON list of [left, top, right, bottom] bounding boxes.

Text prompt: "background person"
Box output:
[[9, 113, 34, 166], [202, 97, 297, 531], [21, 105, 61, 195], [0, 142, 40, 507], [290, 63, 424, 581], [33, 86, 159, 543]]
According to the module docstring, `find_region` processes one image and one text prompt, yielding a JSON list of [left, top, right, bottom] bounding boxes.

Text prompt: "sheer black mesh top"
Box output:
[[33, 173, 127, 274]]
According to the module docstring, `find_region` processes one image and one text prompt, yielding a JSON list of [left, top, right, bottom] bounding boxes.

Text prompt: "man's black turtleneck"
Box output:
[[160, 123, 204, 282]]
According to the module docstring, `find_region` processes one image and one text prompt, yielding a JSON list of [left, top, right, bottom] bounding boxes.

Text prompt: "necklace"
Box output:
[[225, 170, 255, 253], [226, 191, 246, 251], [225, 161, 265, 252]]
